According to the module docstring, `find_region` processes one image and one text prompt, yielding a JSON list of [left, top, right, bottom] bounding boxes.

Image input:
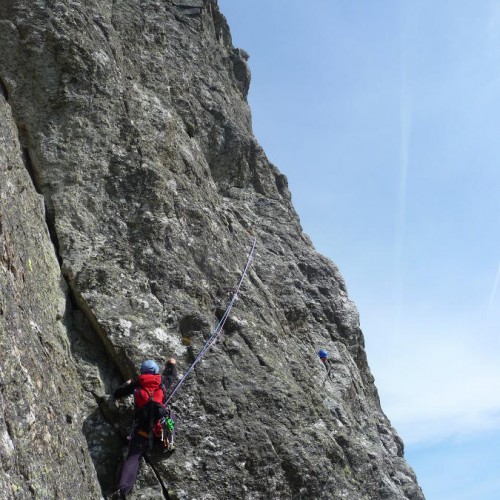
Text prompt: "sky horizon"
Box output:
[[219, 1, 500, 498]]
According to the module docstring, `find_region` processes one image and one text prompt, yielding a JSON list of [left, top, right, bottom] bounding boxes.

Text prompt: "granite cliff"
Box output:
[[0, 1, 424, 498]]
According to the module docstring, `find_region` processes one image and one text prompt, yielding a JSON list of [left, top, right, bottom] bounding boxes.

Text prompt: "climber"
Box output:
[[318, 348, 333, 378], [113, 358, 178, 497]]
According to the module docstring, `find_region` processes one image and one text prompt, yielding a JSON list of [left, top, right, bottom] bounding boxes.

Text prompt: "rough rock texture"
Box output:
[[0, 1, 424, 499], [0, 93, 106, 498]]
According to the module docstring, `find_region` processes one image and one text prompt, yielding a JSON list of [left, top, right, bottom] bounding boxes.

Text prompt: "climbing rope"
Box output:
[[165, 235, 256, 405]]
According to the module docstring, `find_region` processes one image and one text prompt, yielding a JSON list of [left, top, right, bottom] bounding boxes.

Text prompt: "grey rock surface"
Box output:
[[0, 95, 104, 499], [0, 1, 424, 499]]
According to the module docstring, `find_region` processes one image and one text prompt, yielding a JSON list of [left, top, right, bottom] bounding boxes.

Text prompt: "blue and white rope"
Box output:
[[165, 236, 256, 404]]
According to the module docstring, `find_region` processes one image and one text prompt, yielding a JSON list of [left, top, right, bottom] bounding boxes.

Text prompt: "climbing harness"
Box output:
[[131, 410, 176, 451], [165, 235, 257, 406]]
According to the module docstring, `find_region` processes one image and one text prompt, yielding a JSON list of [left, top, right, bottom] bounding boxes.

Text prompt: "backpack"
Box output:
[[134, 374, 168, 447]]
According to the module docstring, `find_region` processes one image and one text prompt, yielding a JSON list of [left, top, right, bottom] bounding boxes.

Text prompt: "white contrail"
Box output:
[[488, 0, 500, 42], [487, 263, 500, 320], [393, 0, 412, 336], [398, 0, 412, 232], [393, 86, 411, 337], [396, 86, 411, 248]]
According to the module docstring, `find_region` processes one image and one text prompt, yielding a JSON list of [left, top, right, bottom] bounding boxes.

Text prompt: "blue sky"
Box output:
[[219, 1, 500, 498]]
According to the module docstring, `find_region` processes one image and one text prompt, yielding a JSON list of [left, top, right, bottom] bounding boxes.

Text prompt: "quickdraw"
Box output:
[[159, 412, 176, 451]]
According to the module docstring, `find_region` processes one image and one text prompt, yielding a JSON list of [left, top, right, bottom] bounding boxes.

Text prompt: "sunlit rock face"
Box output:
[[0, 1, 423, 498]]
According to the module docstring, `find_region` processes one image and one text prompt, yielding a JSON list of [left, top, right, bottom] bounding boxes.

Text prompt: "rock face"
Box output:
[[0, 1, 424, 499]]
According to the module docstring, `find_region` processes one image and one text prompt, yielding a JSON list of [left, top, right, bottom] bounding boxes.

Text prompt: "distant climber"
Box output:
[[318, 348, 333, 379], [113, 358, 178, 497]]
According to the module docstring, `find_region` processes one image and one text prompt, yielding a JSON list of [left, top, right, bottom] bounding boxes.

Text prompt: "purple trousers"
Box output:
[[118, 434, 149, 494]]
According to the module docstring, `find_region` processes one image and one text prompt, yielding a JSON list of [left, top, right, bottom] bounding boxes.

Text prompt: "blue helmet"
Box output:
[[318, 349, 328, 359], [140, 359, 159, 374]]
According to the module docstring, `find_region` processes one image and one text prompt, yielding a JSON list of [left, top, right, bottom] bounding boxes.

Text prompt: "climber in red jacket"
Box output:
[[112, 358, 177, 497]]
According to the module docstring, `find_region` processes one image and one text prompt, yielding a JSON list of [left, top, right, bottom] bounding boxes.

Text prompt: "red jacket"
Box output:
[[134, 374, 165, 409]]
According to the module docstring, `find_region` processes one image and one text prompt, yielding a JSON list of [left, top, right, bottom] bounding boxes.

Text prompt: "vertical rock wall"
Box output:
[[0, 1, 424, 499], [0, 94, 104, 499]]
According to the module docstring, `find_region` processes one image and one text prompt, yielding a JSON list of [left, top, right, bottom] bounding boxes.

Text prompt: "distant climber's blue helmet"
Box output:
[[140, 359, 159, 374], [318, 349, 328, 359]]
